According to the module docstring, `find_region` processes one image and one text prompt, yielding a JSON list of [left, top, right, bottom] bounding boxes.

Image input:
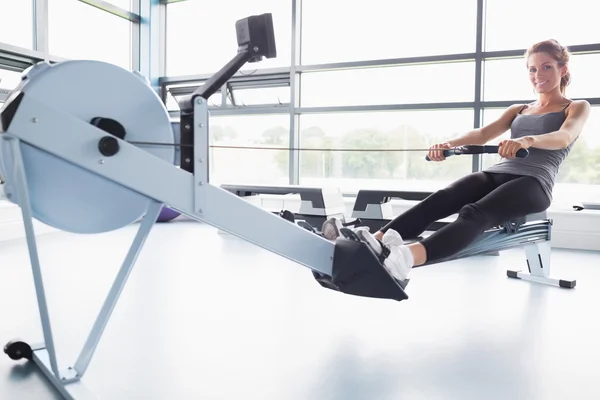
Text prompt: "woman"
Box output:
[[322, 39, 591, 282]]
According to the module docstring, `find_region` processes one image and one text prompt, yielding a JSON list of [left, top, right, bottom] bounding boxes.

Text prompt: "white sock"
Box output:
[[399, 245, 415, 268]]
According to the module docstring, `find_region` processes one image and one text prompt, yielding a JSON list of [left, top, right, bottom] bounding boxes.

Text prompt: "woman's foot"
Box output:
[[356, 228, 414, 281], [321, 217, 344, 240], [322, 218, 414, 281]]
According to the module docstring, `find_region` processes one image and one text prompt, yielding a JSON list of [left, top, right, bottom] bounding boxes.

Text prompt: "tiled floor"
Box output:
[[1, 221, 599, 399]]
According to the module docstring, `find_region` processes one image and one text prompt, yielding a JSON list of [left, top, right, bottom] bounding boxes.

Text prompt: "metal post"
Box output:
[[33, 0, 49, 60], [289, 0, 302, 185], [472, 0, 485, 173], [138, 0, 165, 94]]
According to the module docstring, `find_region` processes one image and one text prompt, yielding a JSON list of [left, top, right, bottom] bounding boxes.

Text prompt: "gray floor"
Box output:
[[1, 221, 600, 400]]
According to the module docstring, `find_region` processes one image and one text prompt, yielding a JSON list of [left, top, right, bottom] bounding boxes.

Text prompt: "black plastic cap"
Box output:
[[559, 279, 576, 289], [98, 136, 120, 157], [507, 270, 520, 278]]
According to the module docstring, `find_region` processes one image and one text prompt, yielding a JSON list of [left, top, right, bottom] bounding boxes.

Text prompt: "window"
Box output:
[[166, 0, 291, 76], [165, 86, 288, 111], [106, 0, 133, 11], [555, 106, 600, 206], [301, 61, 475, 107], [298, 110, 475, 193], [0, 68, 24, 92], [232, 87, 289, 107], [480, 108, 511, 170], [165, 86, 223, 111], [208, 114, 290, 185], [484, 0, 600, 51], [483, 58, 533, 102], [0, 67, 24, 201], [483, 53, 600, 101], [481, 107, 600, 208], [0, 0, 33, 49], [48, 0, 132, 70], [301, 0, 476, 65]]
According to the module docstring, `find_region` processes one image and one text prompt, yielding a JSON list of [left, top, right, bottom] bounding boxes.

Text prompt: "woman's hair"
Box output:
[[525, 39, 571, 94]]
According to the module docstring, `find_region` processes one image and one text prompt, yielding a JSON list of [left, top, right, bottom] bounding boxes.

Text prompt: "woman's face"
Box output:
[[527, 52, 566, 94]]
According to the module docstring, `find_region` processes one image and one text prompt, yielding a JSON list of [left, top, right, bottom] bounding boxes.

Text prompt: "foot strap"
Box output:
[[376, 239, 391, 263], [340, 228, 391, 262]]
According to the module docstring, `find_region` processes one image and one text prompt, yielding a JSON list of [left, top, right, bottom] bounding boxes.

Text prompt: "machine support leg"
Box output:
[[4, 138, 164, 398], [507, 241, 576, 288]]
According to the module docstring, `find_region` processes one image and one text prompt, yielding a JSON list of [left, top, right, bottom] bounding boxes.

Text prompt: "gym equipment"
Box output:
[[221, 184, 346, 228], [349, 187, 575, 289], [573, 202, 600, 211], [351, 190, 449, 233], [424, 144, 529, 161], [0, 13, 406, 399], [157, 205, 181, 222]]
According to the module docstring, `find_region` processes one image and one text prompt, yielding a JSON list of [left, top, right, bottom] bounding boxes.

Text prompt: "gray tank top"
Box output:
[[484, 102, 576, 202]]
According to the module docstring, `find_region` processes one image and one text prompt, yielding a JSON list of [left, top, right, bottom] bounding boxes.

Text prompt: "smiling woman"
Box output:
[[478, 39, 592, 206]]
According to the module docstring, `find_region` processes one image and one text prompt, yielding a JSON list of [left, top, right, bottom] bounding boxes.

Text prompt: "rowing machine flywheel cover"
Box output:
[[0, 60, 175, 233]]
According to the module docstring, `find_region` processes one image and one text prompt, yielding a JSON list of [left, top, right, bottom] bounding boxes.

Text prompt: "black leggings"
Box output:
[[380, 172, 551, 263]]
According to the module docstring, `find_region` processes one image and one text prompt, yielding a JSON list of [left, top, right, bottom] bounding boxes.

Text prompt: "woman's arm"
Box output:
[[521, 100, 591, 150], [428, 104, 524, 161], [446, 104, 524, 147]]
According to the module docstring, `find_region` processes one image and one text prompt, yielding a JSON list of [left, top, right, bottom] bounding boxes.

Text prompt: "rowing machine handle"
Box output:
[[425, 145, 529, 161]]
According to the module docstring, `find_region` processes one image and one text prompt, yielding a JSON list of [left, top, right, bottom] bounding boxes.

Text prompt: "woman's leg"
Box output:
[[322, 171, 498, 241], [320, 172, 501, 282], [375, 171, 500, 240], [414, 174, 551, 265]]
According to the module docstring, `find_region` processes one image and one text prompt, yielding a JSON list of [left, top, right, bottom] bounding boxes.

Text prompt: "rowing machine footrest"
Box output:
[[312, 238, 409, 302]]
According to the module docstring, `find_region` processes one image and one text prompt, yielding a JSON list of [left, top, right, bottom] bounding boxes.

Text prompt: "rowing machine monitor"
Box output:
[[178, 13, 277, 174]]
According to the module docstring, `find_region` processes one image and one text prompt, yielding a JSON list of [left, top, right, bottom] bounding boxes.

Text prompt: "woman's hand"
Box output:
[[498, 137, 533, 159], [427, 142, 453, 162]]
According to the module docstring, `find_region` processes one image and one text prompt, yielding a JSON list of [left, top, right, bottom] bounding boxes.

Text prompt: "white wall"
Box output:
[[1, 196, 600, 252]]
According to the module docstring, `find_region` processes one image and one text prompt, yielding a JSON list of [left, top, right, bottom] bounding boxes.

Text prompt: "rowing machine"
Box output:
[[0, 13, 407, 400]]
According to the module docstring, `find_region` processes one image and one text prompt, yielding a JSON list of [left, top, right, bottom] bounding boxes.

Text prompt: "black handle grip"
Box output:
[[425, 149, 452, 161], [425, 145, 529, 161]]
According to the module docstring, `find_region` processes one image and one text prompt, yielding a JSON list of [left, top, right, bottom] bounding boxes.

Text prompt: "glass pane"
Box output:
[[166, 86, 289, 111], [209, 114, 290, 185], [49, 0, 132, 70], [484, 0, 600, 51], [166, 0, 291, 76], [0, 67, 24, 200], [106, 0, 133, 11], [483, 53, 600, 101], [0, 0, 33, 49], [481, 107, 600, 207], [234, 87, 290, 106], [299, 110, 475, 193], [301, 62, 475, 107], [301, 0, 476, 65], [166, 88, 224, 110], [0, 69, 24, 91]]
